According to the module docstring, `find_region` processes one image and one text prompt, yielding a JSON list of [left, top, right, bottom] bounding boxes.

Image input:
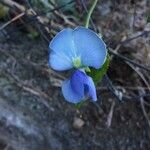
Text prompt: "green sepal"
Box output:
[[87, 54, 110, 84]]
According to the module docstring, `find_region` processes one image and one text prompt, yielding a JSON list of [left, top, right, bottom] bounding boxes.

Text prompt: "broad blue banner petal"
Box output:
[[73, 27, 107, 69], [49, 28, 76, 58], [49, 51, 73, 71]]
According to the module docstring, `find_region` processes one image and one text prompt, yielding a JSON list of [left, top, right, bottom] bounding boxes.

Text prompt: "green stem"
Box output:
[[74, 100, 86, 110], [85, 0, 98, 28]]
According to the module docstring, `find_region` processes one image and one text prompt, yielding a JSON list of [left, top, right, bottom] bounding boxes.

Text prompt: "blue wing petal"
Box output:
[[62, 79, 84, 104], [73, 27, 107, 69], [85, 76, 97, 101], [49, 51, 73, 71]]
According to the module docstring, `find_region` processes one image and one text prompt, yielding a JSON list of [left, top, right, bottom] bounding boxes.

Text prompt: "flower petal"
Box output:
[[49, 51, 73, 71], [85, 76, 97, 101], [70, 70, 85, 97], [62, 79, 84, 104], [71, 70, 97, 101], [73, 27, 107, 69], [49, 28, 76, 58], [62, 70, 97, 103]]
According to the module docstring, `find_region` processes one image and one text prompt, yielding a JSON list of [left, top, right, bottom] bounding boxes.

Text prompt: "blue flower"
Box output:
[[62, 70, 97, 103], [49, 26, 107, 103], [49, 26, 107, 71]]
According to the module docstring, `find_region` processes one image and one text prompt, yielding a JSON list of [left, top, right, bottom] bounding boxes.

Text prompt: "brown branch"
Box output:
[[140, 90, 150, 127], [126, 62, 150, 90], [1, 0, 26, 11], [0, 12, 25, 31]]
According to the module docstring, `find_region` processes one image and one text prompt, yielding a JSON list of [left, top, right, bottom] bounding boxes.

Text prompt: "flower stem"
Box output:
[[85, 0, 98, 28], [74, 100, 86, 110]]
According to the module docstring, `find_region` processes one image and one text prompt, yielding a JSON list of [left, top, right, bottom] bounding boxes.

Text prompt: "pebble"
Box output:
[[73, 117, 85, 129]]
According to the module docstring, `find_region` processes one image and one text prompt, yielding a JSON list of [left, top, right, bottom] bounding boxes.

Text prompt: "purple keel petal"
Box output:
[[73, 27, 107, 69], [70, 70, 97, 102], [62, 79, 84, 104], [70, 70, 85, 97], [62, 70, 97, 103]]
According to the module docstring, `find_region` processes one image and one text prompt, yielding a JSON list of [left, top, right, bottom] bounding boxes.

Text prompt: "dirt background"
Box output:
[[0, 0, 150, 150]]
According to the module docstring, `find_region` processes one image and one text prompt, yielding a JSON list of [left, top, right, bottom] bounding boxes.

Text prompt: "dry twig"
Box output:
[[0, 12, 25, 31], [139, 90, 150, 127], [106, 99, 115, 128]]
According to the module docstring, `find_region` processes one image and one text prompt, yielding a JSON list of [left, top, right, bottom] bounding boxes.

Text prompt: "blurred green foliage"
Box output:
[[0, 4, 9, 19], [30, 0, 75, 12], [27, 31, 39, 39], [31, 0, 53, 11], [147, 10, 150, 22], [55, 0, 75, 12]]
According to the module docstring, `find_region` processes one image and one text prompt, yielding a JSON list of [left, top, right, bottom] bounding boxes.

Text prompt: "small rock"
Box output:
[[73, 117, 84, 129]]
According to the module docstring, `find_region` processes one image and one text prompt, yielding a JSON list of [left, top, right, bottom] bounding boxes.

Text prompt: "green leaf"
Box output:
[[88, 54, 110, 84]]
